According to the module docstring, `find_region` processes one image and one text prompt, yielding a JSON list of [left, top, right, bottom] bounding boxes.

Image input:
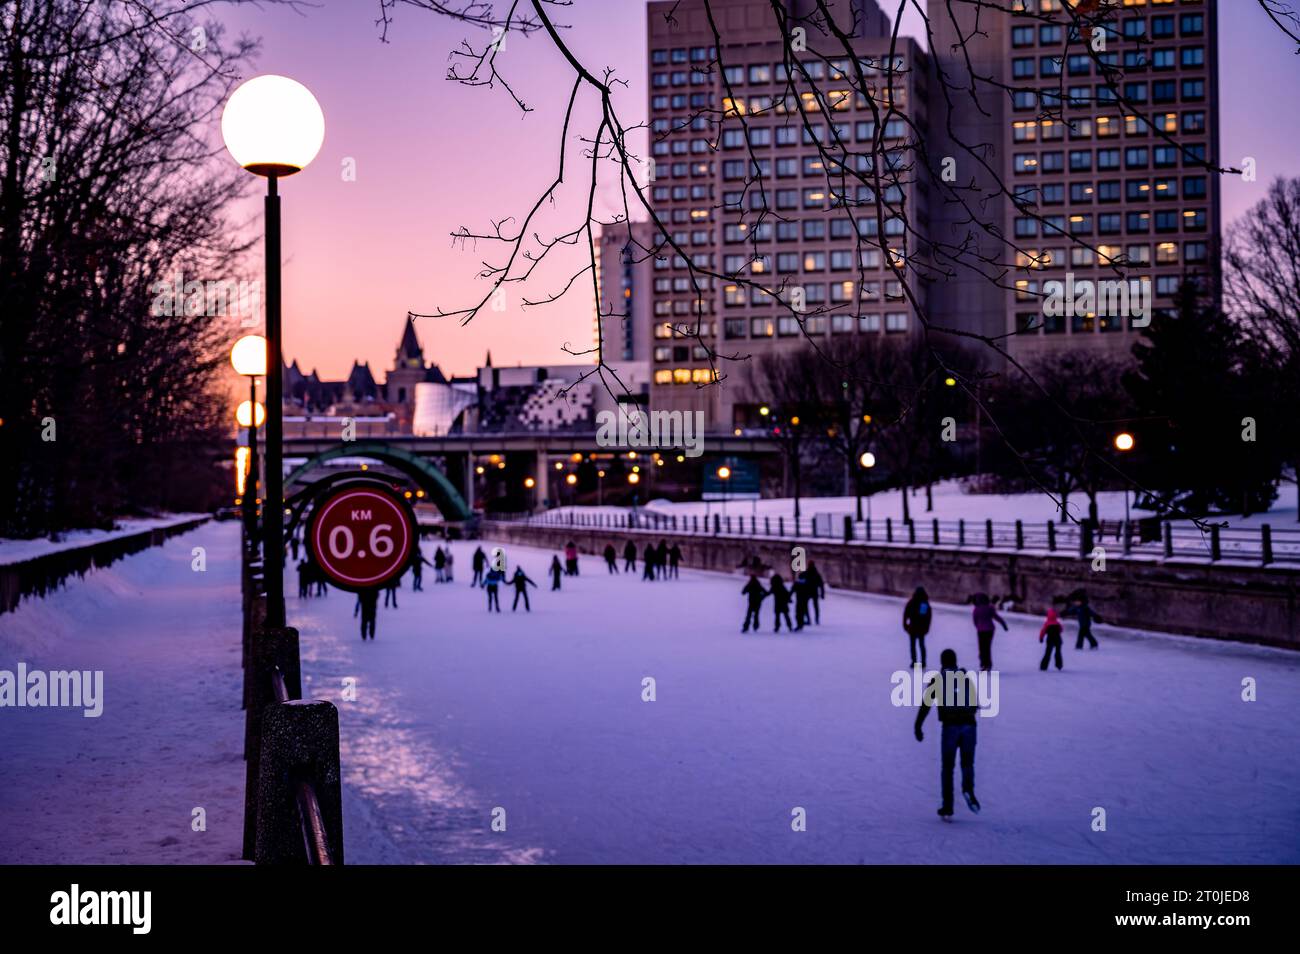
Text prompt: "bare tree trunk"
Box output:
[[901, 484, 911, 524], [925, 483, 933, 512]]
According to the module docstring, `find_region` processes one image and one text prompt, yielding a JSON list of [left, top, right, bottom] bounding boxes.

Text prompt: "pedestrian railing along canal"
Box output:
[[241, 535, 344, 866], [494, 509, 1299, 567]]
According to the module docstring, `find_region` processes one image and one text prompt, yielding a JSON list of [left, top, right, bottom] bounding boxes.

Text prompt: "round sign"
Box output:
[[306, 481, 416, 591]]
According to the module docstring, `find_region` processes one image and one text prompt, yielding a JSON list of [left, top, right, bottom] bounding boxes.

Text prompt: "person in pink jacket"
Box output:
[[1039, 607, 1065, 671], [971, 592, 1008, 671]]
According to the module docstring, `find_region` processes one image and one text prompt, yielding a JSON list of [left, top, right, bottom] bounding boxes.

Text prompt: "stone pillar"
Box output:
[[254, 699, 344, 865]]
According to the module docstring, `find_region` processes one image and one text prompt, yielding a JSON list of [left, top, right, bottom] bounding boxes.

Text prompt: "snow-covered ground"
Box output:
[[0, 513, 210, 566], [289, 533, 1300, 865], [0, 522, 245, 863]]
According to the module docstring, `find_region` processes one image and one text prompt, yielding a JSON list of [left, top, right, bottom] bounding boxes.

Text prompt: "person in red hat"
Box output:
[[1039, 608, 1065, 671]]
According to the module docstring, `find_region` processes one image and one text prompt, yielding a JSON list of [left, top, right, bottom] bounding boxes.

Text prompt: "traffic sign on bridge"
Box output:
[[307, 479, 416, 591]]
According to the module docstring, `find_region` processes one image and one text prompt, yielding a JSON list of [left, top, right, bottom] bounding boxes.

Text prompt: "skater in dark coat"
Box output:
[[383, 578, 400, 608], [297, 560, 310, 598], [806, 561, 826, 623], [668, 544, 682, 578], [792, 571, 812, 631], [510, 567, 537, 612], [433, 546, 447, 583], [741, 577, 768, 633], [481, 566, 504, 612], [902, 586, 933, 667], [1039, 608, 1064, 671], [603, 544, 619, 574], [769, 574, 795, 633], [358, 588, 379, 640], [411, 549, 431, 591], [642, 543, 657, 581], [971, 592, 1008, 671], [564, 541, 579, 576], [549, 555, 564, 591], [623, 540, 637, 573], [1064, 594, 1103, 650], [914, 648, 981, 819], [655, 541, 669, 580], [471, 546, 487, 587]]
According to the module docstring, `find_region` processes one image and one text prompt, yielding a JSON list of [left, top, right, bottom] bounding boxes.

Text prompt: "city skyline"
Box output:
[[222, 0, 1298, 381]]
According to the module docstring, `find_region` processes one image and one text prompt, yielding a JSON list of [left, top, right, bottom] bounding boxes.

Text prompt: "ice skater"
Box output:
[[481, 565, 504, 612], [297, 560, 310, 599], [410, 548, 431, 591], [903, 586, 933, 668], [471, 546, 487, 587], [433, 546, 446, 583], [564, 541, 579, 576], [769, 574, 795, 633], [444, 549, 454, 583], [971, 592, 1007, 671], [913, 648, 981, 819], [623, 540, 637, 573], [642, 543, 657, 581], [1064, 592, 1103, 650], [741, 576, 768, 633], [806, 561, 826, 623], [383, 578, 400, 608], [668, 543, 682, 578], [1039, 607, 1064, 671], [603, 544, 619, 573], [549, 555, 563, 591], [510, 566, 537, 612], [792, 570, 812, 631], [358, 588, 379, 640]]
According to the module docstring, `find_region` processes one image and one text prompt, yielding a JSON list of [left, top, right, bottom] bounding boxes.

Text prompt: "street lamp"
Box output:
[[223, 76, 324, 627], [717, 464, 731, 517], [859, 451, 877, 520], [1114, 431, 1135, 526], [232, 334, 267, 549], [235, 400, 266, 428]]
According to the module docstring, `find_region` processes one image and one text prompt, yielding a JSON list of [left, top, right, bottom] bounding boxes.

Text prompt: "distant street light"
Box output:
[[717, 465, 732, 480], [524, 477, 536, 489], [1114, 431, 1136, 526], [236, 400, 266, 428], [859, 451, 876, 469], [231, 334, 267, 546], [627, 472, 640, 485], [222, 74, 324, 629]]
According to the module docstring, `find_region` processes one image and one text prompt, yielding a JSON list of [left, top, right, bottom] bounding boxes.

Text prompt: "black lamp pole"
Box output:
[[246, 374, 260, 551], [264, 174, 285, 626]]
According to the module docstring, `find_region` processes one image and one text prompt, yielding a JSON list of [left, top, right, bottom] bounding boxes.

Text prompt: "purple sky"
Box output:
[[220, 0, 1298, 381]]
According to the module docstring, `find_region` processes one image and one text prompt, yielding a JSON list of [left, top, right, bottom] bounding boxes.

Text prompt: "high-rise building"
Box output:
[[595, 220, 658, 365], [646, 0, 927, 430], [928, 0, 1220, 361]]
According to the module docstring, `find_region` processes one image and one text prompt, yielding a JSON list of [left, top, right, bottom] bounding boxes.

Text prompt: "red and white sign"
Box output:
[[308, 483, 415, 591]]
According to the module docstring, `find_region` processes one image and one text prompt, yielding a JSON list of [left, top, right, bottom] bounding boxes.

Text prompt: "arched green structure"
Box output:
[[285, 442, 473, 522]]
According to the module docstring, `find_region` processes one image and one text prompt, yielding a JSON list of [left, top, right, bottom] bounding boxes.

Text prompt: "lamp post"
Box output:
[[1114, 431, 1135, 527], [231, 334, 267, 551], [222, 75, 324, 628], [717, 464, 731, 518], [859, 451, 877, 522]]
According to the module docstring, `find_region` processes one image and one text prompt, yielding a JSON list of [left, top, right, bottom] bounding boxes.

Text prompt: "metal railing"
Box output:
[[488, 508, 1300, 566]]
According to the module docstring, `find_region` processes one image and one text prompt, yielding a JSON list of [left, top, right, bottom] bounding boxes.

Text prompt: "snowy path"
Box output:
[[0, 522, 246, 863], [290, 537, 1300, 865]]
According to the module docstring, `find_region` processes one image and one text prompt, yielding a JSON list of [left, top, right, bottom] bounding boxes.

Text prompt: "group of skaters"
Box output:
[[737, 556, 826, 633], [901, 586, 1104, 672], [600, 539, 682, 580], [409, 545, 455, 590], [902, 584, 1106, 819]]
